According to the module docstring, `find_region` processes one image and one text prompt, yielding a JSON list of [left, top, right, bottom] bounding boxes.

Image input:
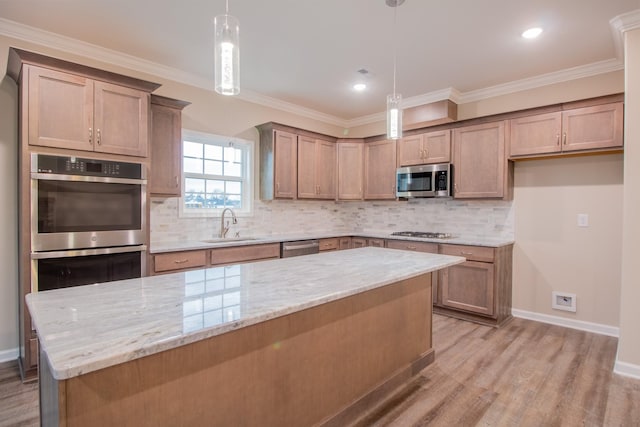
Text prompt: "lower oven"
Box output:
[[31, 246, 146, 293]]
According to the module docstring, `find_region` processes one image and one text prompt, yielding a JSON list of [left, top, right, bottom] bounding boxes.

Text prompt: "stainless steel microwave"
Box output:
[[396, 163, 451, 198]]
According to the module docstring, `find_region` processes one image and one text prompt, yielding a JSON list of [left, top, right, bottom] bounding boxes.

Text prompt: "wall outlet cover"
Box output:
[[552, 291, 577, 312]]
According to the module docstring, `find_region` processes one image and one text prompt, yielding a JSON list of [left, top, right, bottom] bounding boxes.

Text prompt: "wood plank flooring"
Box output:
[[1, 314, 639, 426]]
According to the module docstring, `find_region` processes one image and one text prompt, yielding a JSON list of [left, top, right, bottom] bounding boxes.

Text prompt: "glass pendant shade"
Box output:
[[386, 93, 403, 140], [214, 14, 240, 96]]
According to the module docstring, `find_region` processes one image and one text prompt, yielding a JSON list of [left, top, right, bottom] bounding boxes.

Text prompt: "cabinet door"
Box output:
[[27, 65, 94, 151], [273, 130, 297, 198], [422, 130, 451, 164], [364, 139, 397, 199], [452, 121, 507, 199], [510, 112, 562, 157], [337, 142, 363, 200], [94, 81, 149, 157], [562, 103, 624, 152], [397, 134, 424, 166], [297, 136, 317, 198], [440, 261, 495, 316], [150, 103, 182, 196], [315, 139, 336, 199]]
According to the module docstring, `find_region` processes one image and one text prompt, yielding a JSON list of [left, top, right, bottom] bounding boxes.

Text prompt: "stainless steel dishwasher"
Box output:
[[280, 240, 320, 258]]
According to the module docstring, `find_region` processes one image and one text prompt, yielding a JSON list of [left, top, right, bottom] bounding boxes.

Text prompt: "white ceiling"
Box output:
[[1, 0, 639, 124]]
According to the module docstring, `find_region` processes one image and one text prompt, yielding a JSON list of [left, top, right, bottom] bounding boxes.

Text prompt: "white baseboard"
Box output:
[[512, 309, 620, 337], [614, 360, 640, 380], [0, 347, 18, 363]]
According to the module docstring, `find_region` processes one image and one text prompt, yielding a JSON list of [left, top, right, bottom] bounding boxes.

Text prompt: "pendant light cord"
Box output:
[[225, 0, 229, 14], [392, 4, 398, 97]]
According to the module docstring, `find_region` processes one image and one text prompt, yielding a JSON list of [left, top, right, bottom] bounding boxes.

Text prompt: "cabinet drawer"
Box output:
[[440, 244, 494, 262], [367, 238, 385, 248], [154, 250, 207, 273], [386, 239, 438, 253], [319, 238, 339, 251], [338, 237, 352, 250], [211, 243, 280, 266]]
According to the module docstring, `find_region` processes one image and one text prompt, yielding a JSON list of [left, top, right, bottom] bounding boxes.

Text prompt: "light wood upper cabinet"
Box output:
[[562, 103, 623, 152], [364, 139, 397, 200], [509, 102, 623, 157], [452, 120, 512, 200], [258, 128, 298, 200], [509, 112, 562, 156], [149, 95, 190, 197], [398, 130, 450, 166], [26, 64, 150, 157], [93, 81, 150, 157], [337, 141, 364, 200], [27, 65, 94, 151], [298, 137, 336, 199]]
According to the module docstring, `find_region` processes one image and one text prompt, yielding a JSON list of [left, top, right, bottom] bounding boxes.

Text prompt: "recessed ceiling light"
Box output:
[[353, 83, 367, 91], [522, 27, 543, 39]]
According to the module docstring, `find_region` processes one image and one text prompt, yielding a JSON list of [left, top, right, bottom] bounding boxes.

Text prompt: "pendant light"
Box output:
[[214, 0, 240, 96], [386, 0, 404, 140]]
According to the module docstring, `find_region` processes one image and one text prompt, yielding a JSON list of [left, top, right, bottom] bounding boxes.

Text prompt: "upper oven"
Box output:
[[31, 154, 147, 252]]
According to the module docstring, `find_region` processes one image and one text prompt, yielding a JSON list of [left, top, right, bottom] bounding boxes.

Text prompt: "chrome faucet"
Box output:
[[219, 208, 238, 238]]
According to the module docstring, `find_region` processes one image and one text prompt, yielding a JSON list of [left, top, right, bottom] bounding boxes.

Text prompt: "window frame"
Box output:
[[179, 129, 254, 218]]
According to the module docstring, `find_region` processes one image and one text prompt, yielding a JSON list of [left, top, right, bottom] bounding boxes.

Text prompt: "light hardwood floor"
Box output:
[[1, 315, 639, 426]]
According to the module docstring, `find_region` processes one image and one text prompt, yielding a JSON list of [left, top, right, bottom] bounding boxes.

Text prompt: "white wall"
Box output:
[[617, 27, 640, 375], [513, 154, 623, 328], [0, 74, 18, 359]]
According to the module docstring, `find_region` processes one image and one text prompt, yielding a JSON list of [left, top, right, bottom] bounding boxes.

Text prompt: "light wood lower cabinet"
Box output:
[[338, 237, 352, 250], [153, 243, 280, 274], [153, 250, 208, 273], [210, 243, 280, 266], [319, 238, 339, 251], [435, 243, 513, 327], [386, 239, 440, 304], [352, 237, 385, 248]]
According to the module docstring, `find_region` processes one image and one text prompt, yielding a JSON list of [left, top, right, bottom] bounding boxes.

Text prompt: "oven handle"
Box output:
[[31, 245, 147, 260], [31, 172, 147, 185]]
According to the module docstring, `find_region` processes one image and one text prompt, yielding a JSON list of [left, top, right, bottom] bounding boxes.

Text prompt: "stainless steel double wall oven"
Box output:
[[30, 154, 147, 292]]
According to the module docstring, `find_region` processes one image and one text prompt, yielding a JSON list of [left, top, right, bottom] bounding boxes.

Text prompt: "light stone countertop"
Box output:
[[150, 231, 515, 254], [26, 247, 465, 380]]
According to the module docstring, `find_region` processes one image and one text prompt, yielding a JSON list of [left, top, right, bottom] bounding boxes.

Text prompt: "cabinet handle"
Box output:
[[96, 129, 101, 145], [454, 183, 458, 194], [174, 259, 189, 264], [89, 128, 93, 144], [563, 132, 567, 145], [174, 176, 179, 187], [424, 148, 429, 159], [556, 134, 560, 145], [406, 245, 417, 250], [460, 251, 474, 256], [276, 182, 280, 191]]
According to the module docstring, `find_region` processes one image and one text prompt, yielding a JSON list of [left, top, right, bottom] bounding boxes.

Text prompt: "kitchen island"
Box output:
[[27, 247, 464, 427]]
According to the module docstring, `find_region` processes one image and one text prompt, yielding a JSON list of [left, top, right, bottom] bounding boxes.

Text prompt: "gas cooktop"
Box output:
[[390, 231, 453, 239]]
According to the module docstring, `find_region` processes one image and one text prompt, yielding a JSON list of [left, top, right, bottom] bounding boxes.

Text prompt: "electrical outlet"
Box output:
[[552, 291, 577, 312], [577, 214, 589, 227]]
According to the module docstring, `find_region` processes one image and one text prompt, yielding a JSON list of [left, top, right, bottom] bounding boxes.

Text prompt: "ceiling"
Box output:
[[1, 0, 639, 125]]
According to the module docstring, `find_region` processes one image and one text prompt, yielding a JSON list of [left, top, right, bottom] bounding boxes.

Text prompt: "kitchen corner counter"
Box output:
[[27, 247, 464, 380]]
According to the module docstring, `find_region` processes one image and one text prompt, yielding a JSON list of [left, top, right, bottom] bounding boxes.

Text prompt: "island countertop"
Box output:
[[27, 247, 465, 380]]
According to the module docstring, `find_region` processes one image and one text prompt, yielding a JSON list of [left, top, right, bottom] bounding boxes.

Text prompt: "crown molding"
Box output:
[[0, 18, 348, 127], [458, 58, 623, 104], [610, 9, 640, 59], [0, 17, 628, 131]]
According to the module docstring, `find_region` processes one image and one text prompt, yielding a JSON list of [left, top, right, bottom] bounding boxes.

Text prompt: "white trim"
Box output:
[[0, 17, 627, 131], [610, 9, 640, 59], [0, 347, 19, 363], [614, 360, 640, 380], [512, 309, 619, 337]]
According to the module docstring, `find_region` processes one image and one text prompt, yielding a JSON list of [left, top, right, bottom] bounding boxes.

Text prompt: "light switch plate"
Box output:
[[577, 213, 589, 227]]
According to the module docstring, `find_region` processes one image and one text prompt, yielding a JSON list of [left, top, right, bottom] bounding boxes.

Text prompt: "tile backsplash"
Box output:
[[150, 197, 514, 244]]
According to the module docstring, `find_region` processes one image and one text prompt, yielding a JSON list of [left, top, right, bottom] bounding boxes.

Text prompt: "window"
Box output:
[[181, 130, 253, 216]]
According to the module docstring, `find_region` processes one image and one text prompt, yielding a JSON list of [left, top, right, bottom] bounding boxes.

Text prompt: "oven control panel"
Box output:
[[33, 154, 143, 179]]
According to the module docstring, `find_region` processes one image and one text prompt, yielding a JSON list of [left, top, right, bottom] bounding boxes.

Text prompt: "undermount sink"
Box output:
[[200, 237, 260, 244]]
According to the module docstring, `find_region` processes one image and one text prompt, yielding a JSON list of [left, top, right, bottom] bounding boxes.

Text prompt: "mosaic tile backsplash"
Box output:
[[150, 197, 514, 244]]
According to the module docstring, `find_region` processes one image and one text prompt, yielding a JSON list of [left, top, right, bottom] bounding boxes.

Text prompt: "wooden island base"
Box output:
[[40, 273, 434, 427]]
